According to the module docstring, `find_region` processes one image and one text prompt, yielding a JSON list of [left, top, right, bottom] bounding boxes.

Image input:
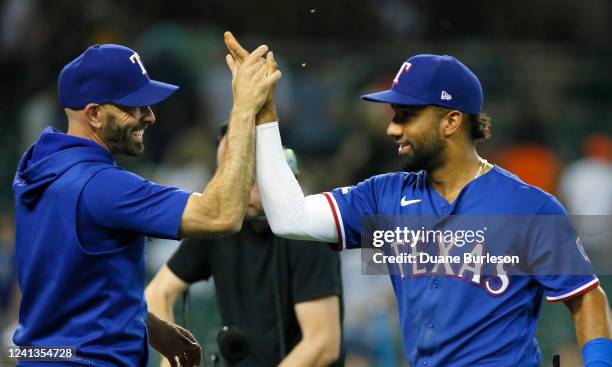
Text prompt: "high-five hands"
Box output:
[[224, 31, 280, 124]]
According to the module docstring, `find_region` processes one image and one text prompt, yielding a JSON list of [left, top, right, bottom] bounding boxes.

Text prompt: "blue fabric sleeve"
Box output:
[[80, 168, 191, 240], [529, 196, 599, 302], [582, 338, 612, 367], [328, 177, 378, 250]]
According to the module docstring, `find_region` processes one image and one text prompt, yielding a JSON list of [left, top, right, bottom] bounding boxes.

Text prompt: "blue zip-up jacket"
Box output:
[[13, 127, 150, 366]]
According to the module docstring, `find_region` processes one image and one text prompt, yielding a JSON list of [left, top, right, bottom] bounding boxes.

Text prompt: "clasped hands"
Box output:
[[224, 31, 280, 125]]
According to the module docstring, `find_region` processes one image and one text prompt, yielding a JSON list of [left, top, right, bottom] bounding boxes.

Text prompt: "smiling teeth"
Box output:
[[398, 144, 412, 154]]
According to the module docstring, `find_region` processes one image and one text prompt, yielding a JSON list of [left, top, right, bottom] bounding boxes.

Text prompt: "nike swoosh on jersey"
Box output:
[[400, 197, 421, 206]]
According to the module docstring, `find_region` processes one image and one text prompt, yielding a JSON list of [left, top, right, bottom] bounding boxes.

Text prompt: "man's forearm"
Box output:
[[145, 267, 184, 325], [569, 286, 612, 347], [200, 106, 256, 230], [256, 122, 338, 242], [570, 286, 612, 366], [146, 292, 176, 325]]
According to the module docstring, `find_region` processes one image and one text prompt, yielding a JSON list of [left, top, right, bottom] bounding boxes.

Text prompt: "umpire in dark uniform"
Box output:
[[146, 125, 344, 367]]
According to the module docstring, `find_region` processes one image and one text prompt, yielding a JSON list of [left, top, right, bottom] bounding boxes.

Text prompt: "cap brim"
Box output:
[[361, 89, 430, 107], [113, 79, 179, 107]]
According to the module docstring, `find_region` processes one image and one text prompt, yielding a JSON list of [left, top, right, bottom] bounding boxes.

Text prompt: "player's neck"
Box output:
[[427, 146, 484, 204]]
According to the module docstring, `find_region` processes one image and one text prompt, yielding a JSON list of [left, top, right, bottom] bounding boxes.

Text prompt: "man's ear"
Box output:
[[84, 103, 103, 129], [440, 109, 464, 138]]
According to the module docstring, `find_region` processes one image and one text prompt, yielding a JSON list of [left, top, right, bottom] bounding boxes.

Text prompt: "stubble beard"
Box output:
[[104, 115, 145, 156], [400, 128, 447, 173]]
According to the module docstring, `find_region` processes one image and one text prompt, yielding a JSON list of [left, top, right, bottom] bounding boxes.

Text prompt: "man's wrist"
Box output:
[[256, 111, 279, 126], [231, 104, 258, 119], [146, 311, 160, 329]]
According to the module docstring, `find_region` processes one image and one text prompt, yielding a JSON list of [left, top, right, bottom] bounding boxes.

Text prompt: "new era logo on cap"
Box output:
[[58, 44, 178, 109], [361, 54, 483, 114]]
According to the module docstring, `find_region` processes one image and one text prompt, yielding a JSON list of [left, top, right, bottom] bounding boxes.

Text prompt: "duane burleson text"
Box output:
[[372, 252, 520, 265]]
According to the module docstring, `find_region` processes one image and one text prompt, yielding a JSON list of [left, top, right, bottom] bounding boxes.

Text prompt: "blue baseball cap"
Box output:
[[361, 54, 483, 114], [58, 44, 179, 109]]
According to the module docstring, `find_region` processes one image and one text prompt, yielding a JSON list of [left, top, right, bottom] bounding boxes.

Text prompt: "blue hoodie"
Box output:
[[13, 127, 189, 366]]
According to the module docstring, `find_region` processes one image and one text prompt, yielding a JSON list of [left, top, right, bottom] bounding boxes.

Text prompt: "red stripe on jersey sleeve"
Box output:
[[323, 192, 343, 251], [546, 278, 600, 303]]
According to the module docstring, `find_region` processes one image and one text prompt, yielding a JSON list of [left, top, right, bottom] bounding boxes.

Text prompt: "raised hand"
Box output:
[[225, 32, 279, 124], [225, 43, 281, 118], [224, 31, 249, 64]]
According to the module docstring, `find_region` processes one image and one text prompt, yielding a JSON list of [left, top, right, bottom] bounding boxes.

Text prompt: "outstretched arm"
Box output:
[[179, 44, 281, 238], [224, 32, 338, 243]]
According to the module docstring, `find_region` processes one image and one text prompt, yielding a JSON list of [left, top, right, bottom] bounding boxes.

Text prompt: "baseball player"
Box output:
[[224, 32, 612, 366], [12, 43, 279, 366]]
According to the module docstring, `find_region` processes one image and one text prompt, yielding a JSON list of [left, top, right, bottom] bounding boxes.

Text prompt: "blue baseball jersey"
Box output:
[[324, 166, 598, 367]]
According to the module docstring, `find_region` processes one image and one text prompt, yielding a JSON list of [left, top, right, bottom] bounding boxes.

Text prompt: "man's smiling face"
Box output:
[[387, 104, 447, 172]]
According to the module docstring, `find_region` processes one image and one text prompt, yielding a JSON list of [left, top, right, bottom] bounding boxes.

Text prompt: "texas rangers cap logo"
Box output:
[[392, 62, 412, 85]]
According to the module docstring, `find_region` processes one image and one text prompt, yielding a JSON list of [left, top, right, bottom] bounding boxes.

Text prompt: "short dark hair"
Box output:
[[432, 106, 492, 142]]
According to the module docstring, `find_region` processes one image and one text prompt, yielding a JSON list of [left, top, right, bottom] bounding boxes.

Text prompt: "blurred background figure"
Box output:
[[146, 126, 343, 367], [559, 133, 612, 216], [559, 133, 612, 273]]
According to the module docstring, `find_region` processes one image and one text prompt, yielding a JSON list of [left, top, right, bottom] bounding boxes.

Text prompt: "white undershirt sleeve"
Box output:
[[256, 122, 338, 243]]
